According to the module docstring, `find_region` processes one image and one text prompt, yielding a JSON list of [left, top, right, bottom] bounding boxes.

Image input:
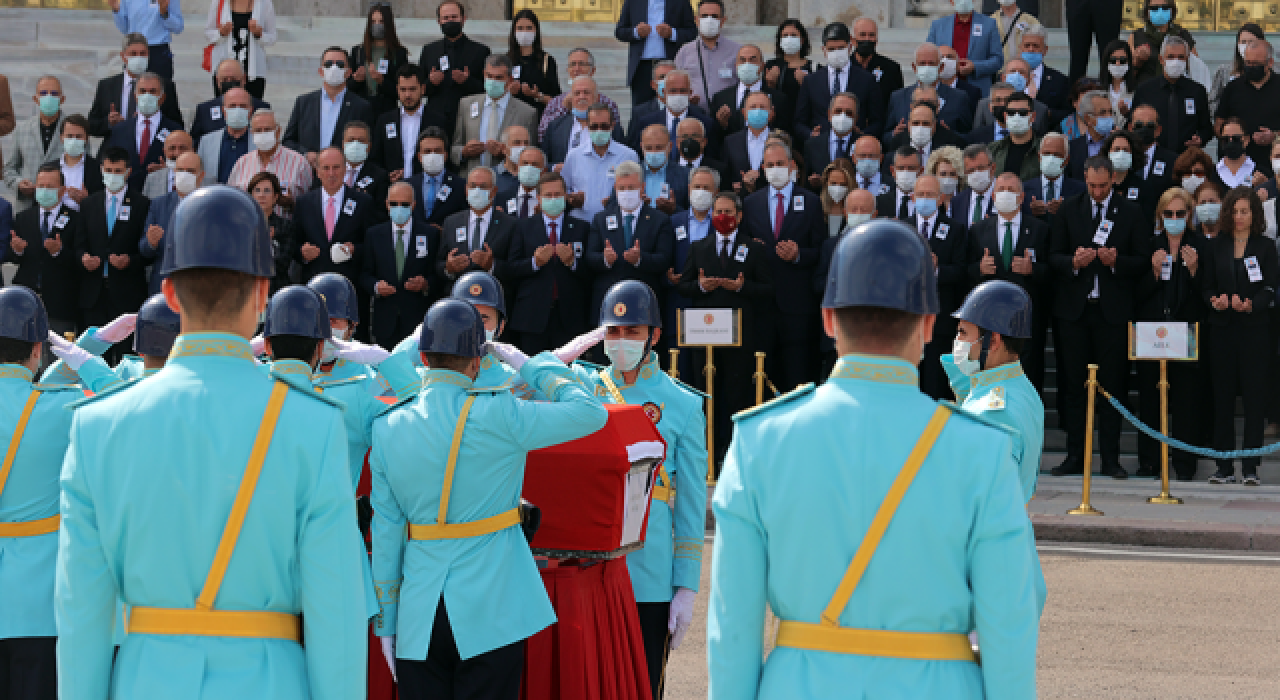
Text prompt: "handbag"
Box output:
[[202, 0, 228, 72]]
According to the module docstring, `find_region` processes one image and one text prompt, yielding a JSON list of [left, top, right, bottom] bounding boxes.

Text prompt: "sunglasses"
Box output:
[[323, 60, 347, 69], [388, 200, 413, 207], [1163, 209, 1188, 218], [1132, 121, 1158, 130], [1109, 58, 1129, 65], [1004, 109, 1031, 117]]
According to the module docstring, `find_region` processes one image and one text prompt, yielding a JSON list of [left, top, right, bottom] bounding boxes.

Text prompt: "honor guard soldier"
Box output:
[[0, 288, 83, 699], [56, 186, 371, 700], [45, 295, 182, 392], [370, 299, 607, 700], [306, 272, 397, 395], [708, 219, 1040, 699], [942, 280, 1045, 502]]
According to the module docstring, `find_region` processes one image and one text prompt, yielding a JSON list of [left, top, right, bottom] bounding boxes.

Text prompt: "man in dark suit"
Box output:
[[676, 190, 773, 458], [874, 145, 920, 221], [673, 116, 731, 193], [1065, 91, 1115, 181], [1048, 155, 1150, 479], [313, 121, 390, 223], [627, 70, 716, 157], [851, 18, 904, 120], [802, 92, 858, 189], [708, 44, 792, 141], [496, 145, 546, 220], [637, 124, 690, 214], [585, 161, 675, 323], [626, 61, 676, 146], [418, 1, 490, 135], [741, 142, 824, 390], [1130, 38, 1212, 153], [967, 173, 1052, 391], [105, 73, 182, 193], [8, 164, 81, 336], [57, 115, 105, 210], [283, 47, 376, 169], [372, 65, 451, 180], [506, 172, 593, 354], [882, 46, 974, 141], [76, 148, 150, 359], [722, 91, 776, 194], [662, 167, 719, 375], [1126, 103, 1178, 225], [908, 174, 966, 399], [437, 165, 518, 291], [939, 45, 983, 113], [87, 33, 183, 137], [361, 182, 436, 349], [883, 102, 966, 174], [614, 0, 697, 107], [189, 59, 271, 146], [1022, 133, 1086, 223], [1020, 29, 1071, 126], [404, 128, 468, 228], [793, 23, 884, 146], [952, 144, 999, 233]]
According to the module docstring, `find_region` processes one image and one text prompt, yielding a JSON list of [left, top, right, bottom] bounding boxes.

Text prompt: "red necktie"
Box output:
[[773, 193, 785, 239], [549, 221, 559, 299], [138, 118, 151, 165]]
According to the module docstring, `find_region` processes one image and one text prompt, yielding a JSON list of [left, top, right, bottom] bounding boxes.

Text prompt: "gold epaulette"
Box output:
[[731, 383, 816, 422]]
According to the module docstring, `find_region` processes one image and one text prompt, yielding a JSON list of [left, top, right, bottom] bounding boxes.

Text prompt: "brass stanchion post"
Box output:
[[1068, 364, 1104, 516], [753, 352, 766, 406], [1148, 359, 1183, 505], [667, 348, 679, 380], [704, 345, 715, 486]]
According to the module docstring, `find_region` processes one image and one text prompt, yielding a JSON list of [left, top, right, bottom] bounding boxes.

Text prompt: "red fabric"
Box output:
[[367, 625, 398, 700], [952, 14, 973, 60], [356, 449, 372, 499], [139, 120, 152, 164], [522, 559, 650, 700]]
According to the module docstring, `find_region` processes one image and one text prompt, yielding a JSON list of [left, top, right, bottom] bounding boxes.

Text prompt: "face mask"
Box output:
[[103, 173, 127, 193], [645, 150, 667, 169], [518, 164, 541, 187], [1004, 72, 1028, 93], [656, 79, 665, 98], [572, 107, 588, 120], [320, 339, 338, 363], [1163, 217, 1186, 235], [665, 94, 689, 114], [746, 108, 770, 130], [895, 170, 917, 193], [344, 141, 368, 163], [711, 213, 737, 234], [225, 106, 250, 129], [830, 113, 854, 135], [1196, 202, 1221, 224], [1221, 139, 1245, 160], [967, 168, 992, 193], [1164, 59, 1186, 79], [1109, 150, 1132, 170], [1094, 116, 1115, 136], [1244, 64, 1268, 83], [940, 58, 957, 81], [371, 22, 386, 39], [390, 205, 413, 225], [765, 166, 792, 189], [1021, 51, 1044, 71], [38, 95, 61, 117], [914, 197, 938, 218], [1040, 154, 1065, 178], [604, 338, 647, 371], [856, 158, 880, 178], [699, 16, 721, 37], [541, 196, 566, 217], [780, 36, 803, 55], [1148, 7, 1172, 25], [323, 64, 347, 87], [826, 48, 850, 70], [855, 40, 876, 58], [1005, 113, 1031, 135], [994, 190, 1020, 213], [485, 329, 497, 343], [589, 129, 612, 147], [253, 131, 277, 152], [998, 0, 1017, 4], [953, 0, 974, 13], [616, 188, 643, 211], [1107, 64, 1129, 81], [441, 21, 463, 38], [680, 137, 702, 161], [1181, 175, 1204, 193], [952, 338, 981, 375], [507, 145, 525, 166], [174, 171, 198, 194], [137, 93, 160, 116], [1133, 125, 1156, 144], [689, 189, 714, 212], [467, 187, 491, 210], [34, 187, 60, 209], [1273, 159, 1280, 177], [166, 159, 178, 171], [515, 30, 536, 47], [737, 63, 760, 85], [62, 137, 86, 157], [915, 64, 939, 85], [126, 56, 149, 75], [484, 79, 506, 100], [420, 152, 445, 175], [909, 125, 932, 148], [826, 184, 848, 202], [939, 176, 959, 195], [846, 212, 871, 228]]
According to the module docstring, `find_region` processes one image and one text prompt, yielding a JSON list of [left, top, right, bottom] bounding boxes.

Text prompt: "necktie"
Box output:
[[324, 197, 337, 241], [394, 228, 406, 278], [139, 118, 152, 165], [424, 177, 438, 218], [106, 195, 117, 237], [1167, 87, 1180, 152], [920, 220, 929, 239], [41, 211, 51, 239], [346, 168, 355, 187], [519, 193, 530, 218], [126, 78, 137, 119], [471, 216, 485, 251], [1002, 221, 1014, 270], [548, 221, 559, 299], [831, 68, 841, 95], [897, 193, 909, 220], [1046, 178, 1055, 201], [773, 193, 785, 239], [720, 237, 730, 268], [1093, 202, 1102, 228], [623, 214, 635, 248], [971, 194, 982, 225], [835, 136, 845, 162]]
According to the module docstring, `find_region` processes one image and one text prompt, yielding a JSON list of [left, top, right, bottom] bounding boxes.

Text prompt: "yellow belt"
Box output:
[[0, 514, 60, 537], [651, 465, 675, 506], [128, 606, 301, 642], [776, 621, 976, 662], [409, 508, 521, 540]]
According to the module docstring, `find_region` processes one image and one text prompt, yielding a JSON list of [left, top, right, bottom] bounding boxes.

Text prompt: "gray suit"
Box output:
[[972, 96, 1050, 133], [282, 88, 375, 157], [450, 94, 539, 179], [198, 130, 225, 186], [3, 115, 65, 211], [142, 168, 173, 199], [140, 190, 182, 294]]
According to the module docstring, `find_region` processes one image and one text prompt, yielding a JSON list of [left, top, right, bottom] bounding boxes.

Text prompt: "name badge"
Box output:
[[1185, 98, 1196, 115], [386, 123, 397, 139], [573, 241, 583, 257], [118, 205, 131, 221], [439, 55, 450, 71], [793, 196, 804, 211], [607, 166, 616, 179], [357, 176, 373, 189], [343, 199, 356, 215], [455, 226, 467, 242], [470, 101, 480, 119], [675, 225, 687, 240], [1153, 161, 1165, 176], [512, 66, 521, 80], [1246, 256, 1263, 282], [1093, 219, 1112, 245], [416, 235, 427, 257], [719, 68, 733, 79], [571, 132, 581, 148], [377, 58, 389, 74], [1028, 249, 1037, 262], [1160, 258, 1172, 280], [210, 106, 222, 121], [878, 184, 889, 196], [606, 215, 619, 230], [1016, 21, 1028, 30], [936, 223, 949, 240], [55, 214, 69, 229], [157, 128, 170, 143], [872, 68, 883, 82], [437, 184, 451, 201], [507, 198, 517, 213], [734, 244, 748, 262], [1127, 187, 1140, 200], [660, 183, 670, 199], [972, 24, 983, 36]]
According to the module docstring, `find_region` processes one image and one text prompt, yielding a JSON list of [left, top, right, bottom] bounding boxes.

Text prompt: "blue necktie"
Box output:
[[105, 195, 117, 278], [424, 177, 437, 218], [623, 214, 635, 247]]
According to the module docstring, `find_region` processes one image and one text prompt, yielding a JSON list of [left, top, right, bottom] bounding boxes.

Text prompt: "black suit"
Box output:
[[1065, 134, 1106, 181], [282, 89, 376, 157], [628, 105, 717, 158], [10, 205, 82, 323], [875, 185, 915, 221], [371, 105, 452, 178], [614, 0, 696, 105], [585, 203, 675, 322], [1035, 65, 1072, 126], [1049, 192, 1150, 469], [437, 207, 519, 292], [405, 170, 468, 228], [1131, 76, 1213, 154], [910, 213, 967, 399], [76, 189, 150, 331], [360, 219, 437, 348], [87, 72, 184, 138], [312, 161, 391, 223], [105, 115, 183, 192], [708, 84, 793, 142], [793, 65, 884, 146], [883, 127, 967, 156], [188, 95, 271, 146], [507, 214, 593, 354], [418, 35, 491, 135], [801, 126, 856, 184], [294, 187, 375, 340]]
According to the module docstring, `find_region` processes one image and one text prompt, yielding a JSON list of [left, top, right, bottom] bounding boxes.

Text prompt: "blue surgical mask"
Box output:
[[484, 79, 506, 100], [467, 187, 491, 210], [1004, 72, 1028, 93], [1148, 7, 1172, 25], [645, 150, 667, 169], [1021, 51, 1044, 70], [1094, 116, 1115, 136], [38, 95, 61, 117], [572, 107, 588, 120], [856, 158, 880, 178], [390, 205, 413, 225], [656, 79, 665, 98], [737, 63, 760, 85], [914, 197, 938, 218], [541, 196, 566, 217], [34, 187, 60, 209], [1163, 217, 1186, 235], [604, 338, 647, 371], [136, 93, 160, 116], [746, 108, 769, 130], [589, 129, 611, 147]]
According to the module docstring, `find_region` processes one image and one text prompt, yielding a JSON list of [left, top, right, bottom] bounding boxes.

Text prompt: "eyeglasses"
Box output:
[[1225, 135, 1245, 143], [1004, 109, 1031, 117], [1109, 58, 1129, 65], [588, 123, 611, 130], [37, 90, 60, 97], [388, 201, 413, 207], [1132, 121, 1158, 130], [1163, 209, 1188, 218], [323, 61, 347, 69]]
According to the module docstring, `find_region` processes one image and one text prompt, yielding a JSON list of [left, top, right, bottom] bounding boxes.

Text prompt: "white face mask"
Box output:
[[966, 168, 992, 193], [165, 159, 177, 171], [994, 190, 1020, 213], [689, 188, 714, 212], [1040, 154, 1065, 178], [939, 58, 957, 81], [665, 94, 689, 114], [895, 169, 917, 193], [915, 65, 939, 85], [515, 30, 536, 47], [323, 64, 347, 87], [63, 137, 86, 157], [939, 176, 959, 195], [826, 48, 850, 70], [909, 125, 932, 148], [253, 131, 277, 152], [780, 36, 803, 55], [698, 16, 721, 37], [764, 166, 792, 189], [103, 173, 127, 193], [420, 152, 445, 175], [827, 184, 849, 202], [616, 188, 643, 211], [1108, 63, 1128, 79], [604, 337, 647, 370], [174, 171, 198, 194], [830, 113, 854, 135], [507, 145, 525, 165], [1182, 175, 1205, 193], [846, 212, 871, 228], [1164, 59, 1186, 79], [467, 187, 491, 210], [952, 338, 981, 375], [1004, 114, 1031, 135], [125, 55, 149, 75], [1272, 159, 1280, 177]]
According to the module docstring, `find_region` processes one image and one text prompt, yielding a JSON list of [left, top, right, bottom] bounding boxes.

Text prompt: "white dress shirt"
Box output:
[[746, 127, 769, 171], [60, 155, 86, 211], [734, 80, 763, 109], [135, 112, 160, 153], [996, 211, 1022, 254], [400, 104, 423, 173]]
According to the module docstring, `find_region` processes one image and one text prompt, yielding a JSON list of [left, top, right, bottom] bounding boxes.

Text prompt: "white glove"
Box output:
[[379, 635, 397, 682], [553, 326, 606, 364], [667, 587, 695, 650], [330, 337, 391, 365], [331, 242, 353, 264], [47, 331, 94, 371], [249, 335, 266, 356], [95, 313, 138, 343], [484, 341, 528, 371]]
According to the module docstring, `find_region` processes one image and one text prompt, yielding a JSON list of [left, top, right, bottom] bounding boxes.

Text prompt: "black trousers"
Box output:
[[0, 637, 56, 700], [1065, 0, 1122, 84], [397, 598, 525, 700], [630, 59, 658, 114], [1136, 357, 1203, 479], [518, 302, 578, 356], [635, 601, 670, 700], [760, 312, 817, 393], [1056, 305, 1128, 464], [1210, 323, 1270, 474], [920, 314, 957, 400], [691, 345, 750, 464], [1022, 305, 1049, 394]]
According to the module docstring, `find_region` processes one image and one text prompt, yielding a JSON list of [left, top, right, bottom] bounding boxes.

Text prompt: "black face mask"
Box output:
[[855, 40, 876, 58], [1133, 125, 1157, 144], [680, 137, 702, 161], [1244, 64, 1268, 83], [371, 23, 386, 39], [441, 21, 463, 39], [1222, 138, 1246, 159], [218, 80, 242, 95]]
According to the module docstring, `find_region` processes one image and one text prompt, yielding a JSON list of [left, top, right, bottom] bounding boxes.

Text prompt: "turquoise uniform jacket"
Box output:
[[370, 353, 608, 661], [709, 355, 1040, 700], [56, 334, 370, 700], [311, 355, 421, 491], [0, 366, 81, 639], [941, 357, 1045, 502], [44, 325, 151, 392], [396, 334, 528, 395], [570, 353, 708, 602]]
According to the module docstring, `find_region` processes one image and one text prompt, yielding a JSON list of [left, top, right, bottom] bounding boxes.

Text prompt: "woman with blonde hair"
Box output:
[[818, 160, 856, 237], [926, 145, 964, 219]]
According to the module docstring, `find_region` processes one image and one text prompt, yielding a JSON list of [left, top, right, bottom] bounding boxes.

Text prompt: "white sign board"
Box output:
[[1131, 322, 1194, 360], [679, 308, 740, 347]]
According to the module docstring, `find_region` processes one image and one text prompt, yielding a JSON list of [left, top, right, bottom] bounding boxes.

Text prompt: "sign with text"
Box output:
[[1129, 322, 1197, 361], [678, 308, 741, 347]]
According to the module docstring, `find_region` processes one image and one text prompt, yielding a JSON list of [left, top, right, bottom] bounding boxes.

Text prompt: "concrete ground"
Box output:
[[663, 541, 1280, 699]]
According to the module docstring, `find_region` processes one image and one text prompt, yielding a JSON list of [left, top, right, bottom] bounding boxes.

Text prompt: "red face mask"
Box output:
[[711, 213, 737, 235]]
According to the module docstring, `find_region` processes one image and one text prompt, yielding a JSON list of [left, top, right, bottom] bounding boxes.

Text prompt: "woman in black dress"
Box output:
[[763, 20, 812, 142], [505, 9, 561, 121], [348, 3, 410, 117], [248, 171, 297, 294]]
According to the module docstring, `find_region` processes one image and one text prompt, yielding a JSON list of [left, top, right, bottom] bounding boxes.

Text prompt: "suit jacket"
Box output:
[[708, 84, 792, 144], [9, 204, 81, 319], [506, 214, 593, 335], [3, 115, 66, 210], [793, 65, 884, 146], [802, 126, 857, 183], [496, 182, 539, 220], [585, 202, 675, 317], [1048, 192, 1151, 324], [1131, 75, 1213, 153], [418, 35, 491, 135], [347, 44, 412, 114], [966, 123, 998, 146], [69, 156, 105, 200], [965, 213, 1050, 295], [105, 114, 183, 192], [87, 72, 184, 138], [1021, 175, 1085, 220], [741, 185, 824, 314], [629, 105, 715, 158], [911, 213, 968, 314], [1135, 230, 1207, 323], [140, 189, 182, 294], [884, 127, 968, 158], [1126, 145, 1177, 225], [450, 95, 539, 178], [1065, 133, 1104, 181], [971, 97, 1050, 135], [1200, 233, 1280, 328], [405, 170, 468, 228], [282, 89, 375, 157], [197, 129, 238, 185], [292, 187, 374, 282], [951, 186, 997, 234], [437, 207, 518, 285], [1033, 65, 1071, 125], [188, 95, 271, 146], [883, 83, 975, 141], [75, 188, 150, 313], [626, 97, 664, 146], [676, 228, 775, 347], [142, 167, 172, 199], [875, 185, 914, 220], [665, 210, 702, 311], [360, 219, 437, 342], [925, 14, 1005, 93], [371, 105, 451, 178], [543, 113, 625, 166], [311, 161, 391, 223], [614, 0, 697, 86]]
